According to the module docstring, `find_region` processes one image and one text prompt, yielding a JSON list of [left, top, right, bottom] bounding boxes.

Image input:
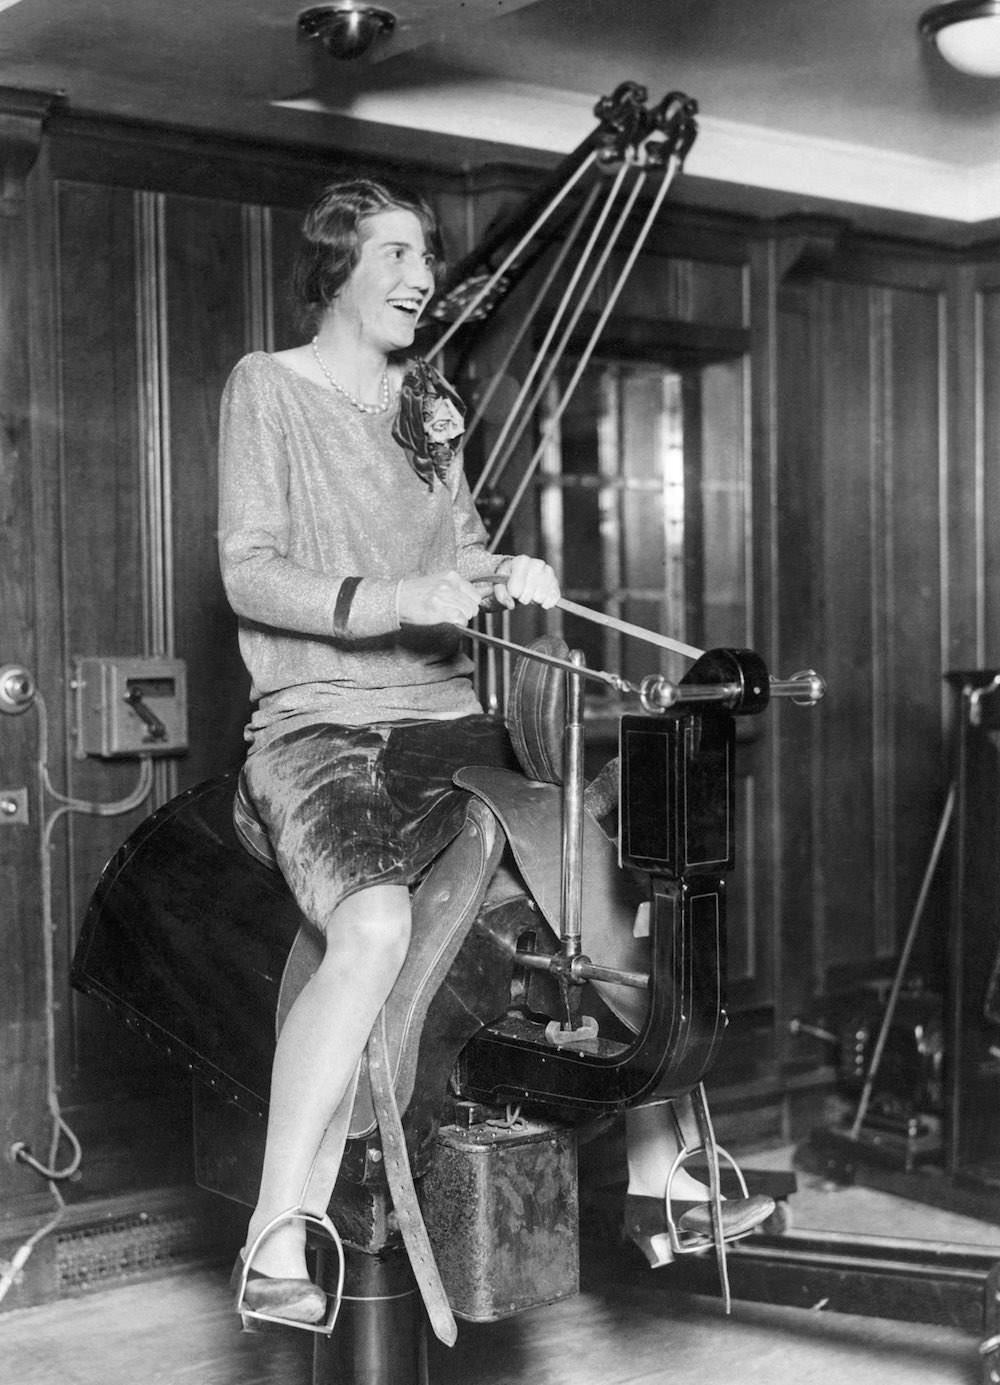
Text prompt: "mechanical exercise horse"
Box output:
[[71, 617, 823, 1384]]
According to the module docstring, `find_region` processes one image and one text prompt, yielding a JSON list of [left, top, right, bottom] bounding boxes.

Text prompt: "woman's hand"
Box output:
[[397, 570, 483, 626], [494, 555, 561, 610]]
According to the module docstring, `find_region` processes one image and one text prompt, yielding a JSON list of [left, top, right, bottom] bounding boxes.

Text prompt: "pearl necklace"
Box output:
[[311, 338, 390, 415]]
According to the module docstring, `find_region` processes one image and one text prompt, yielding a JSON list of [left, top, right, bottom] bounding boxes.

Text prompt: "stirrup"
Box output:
[[666, 1082, 761, 1315], [662, 1141, 754, 1256], [235, 1206, 345, 1337]]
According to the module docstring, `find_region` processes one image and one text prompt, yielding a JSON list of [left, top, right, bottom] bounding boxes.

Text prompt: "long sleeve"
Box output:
[[216, 353, 487, 737], [218, 359, 399, 641]]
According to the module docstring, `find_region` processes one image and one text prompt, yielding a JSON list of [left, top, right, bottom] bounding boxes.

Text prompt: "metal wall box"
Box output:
[[74, 656, 188, 757], [420, 1117, 578, 1321]]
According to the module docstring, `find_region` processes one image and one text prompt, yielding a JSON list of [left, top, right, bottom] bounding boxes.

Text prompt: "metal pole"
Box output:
[[559, 652, 586, 960], [849, 783, 956, 1141]]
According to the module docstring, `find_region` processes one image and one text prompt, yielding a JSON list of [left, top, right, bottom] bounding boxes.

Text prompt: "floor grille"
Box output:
[[55, 1209, 208, 1292]]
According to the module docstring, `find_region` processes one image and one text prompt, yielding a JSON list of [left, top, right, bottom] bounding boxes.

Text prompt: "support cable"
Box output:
[[473, 159, 640, 502], [462, 180, 602, 452], [488, 155, 682, 550], [427, 150, 600, 360]]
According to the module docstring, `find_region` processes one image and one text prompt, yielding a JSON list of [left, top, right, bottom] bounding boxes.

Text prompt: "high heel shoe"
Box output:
[[624, 1191, 775, 1268], [675, 1193, 774, 1240], [624, 1195, 677, 1267], [231, 1250, 327, 1331], [233, 1207, 344, 1336]]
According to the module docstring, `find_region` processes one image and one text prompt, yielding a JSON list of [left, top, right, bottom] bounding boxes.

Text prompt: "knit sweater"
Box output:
[[218, 352, 510, 745]]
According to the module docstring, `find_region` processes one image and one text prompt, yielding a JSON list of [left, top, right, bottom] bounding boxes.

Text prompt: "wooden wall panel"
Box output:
[[772, 273, 824, 1034], [165, 194, 251, 786], [613, 253, 746, 328], [816, 279, 880, 974], [979, 283, 1000, 666], [884, 286, 948, 956], [271, 205, 308, 350], [55, 181, 144, 680], [793, 270, 949, 997], [52, 181, 161, 1116]]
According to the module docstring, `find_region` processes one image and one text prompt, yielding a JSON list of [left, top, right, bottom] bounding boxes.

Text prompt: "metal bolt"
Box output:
[[0, 788, 28, 825]]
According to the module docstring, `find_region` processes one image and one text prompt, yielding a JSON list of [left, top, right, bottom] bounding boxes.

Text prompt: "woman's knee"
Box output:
[[327, 885, 412, 967]]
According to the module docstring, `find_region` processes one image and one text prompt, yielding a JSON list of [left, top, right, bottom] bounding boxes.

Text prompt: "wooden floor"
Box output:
[[5, 1149, 997, 1385], [1, 1248, 983, 1385]]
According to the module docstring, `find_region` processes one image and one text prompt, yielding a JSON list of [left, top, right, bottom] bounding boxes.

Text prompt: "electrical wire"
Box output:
[[0, 690, 153, 1306]]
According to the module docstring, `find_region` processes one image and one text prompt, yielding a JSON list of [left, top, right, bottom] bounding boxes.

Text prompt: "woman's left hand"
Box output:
[[494, 555, 560, 610]]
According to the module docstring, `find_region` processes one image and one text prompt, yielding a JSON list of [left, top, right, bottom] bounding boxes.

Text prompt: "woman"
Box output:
[[219, 175, 770, 1329], [218, 176, 559, 1327]]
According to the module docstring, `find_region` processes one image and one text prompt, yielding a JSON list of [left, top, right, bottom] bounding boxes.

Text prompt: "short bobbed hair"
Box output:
[[292, 177, 444, 331]]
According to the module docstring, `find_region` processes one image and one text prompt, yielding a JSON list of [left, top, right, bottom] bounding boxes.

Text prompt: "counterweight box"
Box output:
[[420, 1116, 578, 1321]]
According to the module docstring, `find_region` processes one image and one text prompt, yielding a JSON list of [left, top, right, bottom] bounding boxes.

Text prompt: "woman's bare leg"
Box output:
[[626, 1095, 714, 1200], [245, 883, 412, 1279], [625, 1093, 774, 1268]]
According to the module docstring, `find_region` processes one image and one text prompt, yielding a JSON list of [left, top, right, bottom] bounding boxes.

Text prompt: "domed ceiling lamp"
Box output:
[[920, 0, 1000, 77], [298, 5, 396, 60]]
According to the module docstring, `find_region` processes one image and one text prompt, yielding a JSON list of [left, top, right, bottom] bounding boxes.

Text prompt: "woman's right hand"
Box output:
[[397, 570, 483, 627]]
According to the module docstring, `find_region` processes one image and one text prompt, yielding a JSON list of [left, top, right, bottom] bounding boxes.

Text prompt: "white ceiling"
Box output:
[[3, 0, 1000, 236]]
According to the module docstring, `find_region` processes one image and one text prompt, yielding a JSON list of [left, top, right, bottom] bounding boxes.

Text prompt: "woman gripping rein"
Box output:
[[218, 176, 558, 1328], [218, 175, 774, 1331]]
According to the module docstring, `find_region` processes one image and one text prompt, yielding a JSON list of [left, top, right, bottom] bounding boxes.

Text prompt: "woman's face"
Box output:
[[333, 207, 436, 354]]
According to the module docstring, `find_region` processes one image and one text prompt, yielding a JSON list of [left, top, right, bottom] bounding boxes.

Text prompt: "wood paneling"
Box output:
[[613, 253, 746, 329], [978, 279, 1000, 664], [884, 285, 948, 956], [792, 272, 950, 990], [770, 270, 822, 1043], [165, 194, 251, 785], [54, 180, 158, 1118]]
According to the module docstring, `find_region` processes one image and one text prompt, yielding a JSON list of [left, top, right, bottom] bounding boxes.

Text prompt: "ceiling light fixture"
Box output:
[[920, 0, 1000, 77], [298, 5, 396, 61]]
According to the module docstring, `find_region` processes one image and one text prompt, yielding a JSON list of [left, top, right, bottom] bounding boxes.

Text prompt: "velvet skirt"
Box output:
[[242, 713, 519, 932]]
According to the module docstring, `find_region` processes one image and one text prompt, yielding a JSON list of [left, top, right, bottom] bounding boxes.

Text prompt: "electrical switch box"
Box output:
[[73, 656, 188, 759]]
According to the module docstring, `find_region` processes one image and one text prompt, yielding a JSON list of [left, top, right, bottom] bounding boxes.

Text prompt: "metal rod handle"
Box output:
[[556, 596, 703, 661], [560, 651, 586, 957], [849, 783, 956, 1141], [514, 949, 650, 991]]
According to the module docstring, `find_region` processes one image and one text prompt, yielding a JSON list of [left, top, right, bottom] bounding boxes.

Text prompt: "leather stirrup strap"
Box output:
[[691, 1082, 732, 1314], [293, 1024, 458, 1346], [368, 1006, 458, 1347]]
